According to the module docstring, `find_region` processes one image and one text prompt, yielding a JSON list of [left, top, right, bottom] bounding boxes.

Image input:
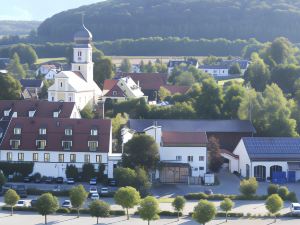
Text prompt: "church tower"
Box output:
[[71, 21, 94, 83]]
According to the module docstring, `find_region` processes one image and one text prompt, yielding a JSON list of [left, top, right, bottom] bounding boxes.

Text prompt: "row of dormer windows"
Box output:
[[13, 127, 98, 136], [3, 110, 61, 118]]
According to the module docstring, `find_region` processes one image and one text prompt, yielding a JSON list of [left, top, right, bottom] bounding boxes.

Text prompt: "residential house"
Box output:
[[227, 137, 300, 182], [20, 79, 44, 100], [0, 117, 114, 178], [167, 59, 199, 74], [48, 22, 102, 110]]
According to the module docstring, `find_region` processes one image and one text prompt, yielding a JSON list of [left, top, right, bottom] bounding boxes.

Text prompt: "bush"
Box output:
[[2, 206, 36, 212], [216, 212, 243, 217], [184, 192, 208, 200], [27, 188, 69, 197], [109, 210, 126, 216], [267, 184, 279, 196], [239, 178, 258, 196], [57, 208, 70, 214], [160, 211, 183, 217], [184, 192, 267, 201], [277, 186, 289, 200], [286, 192, 298, 202]]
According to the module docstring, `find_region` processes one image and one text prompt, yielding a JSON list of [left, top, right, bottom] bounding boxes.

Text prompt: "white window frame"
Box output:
[[58, 154, 64, 163], [91, 129, 98, 136], [62, 141, 72, 150], [96, 155, 102, 163], [14, 128, 21, 135], [176, 156, 182, 161], [36, 140, 47, 150], [199, 156, 205, 161], [188, 156, 193, 162], [44, 153, 50, 162], [65, 129, 72, 136], [10, 140, 20, 149], [33, 153, 38, 162], [88, 141, 98, 151], [7, 152, 12, 161], [39, 128, 47, 135], [70, 154, 76, 163]]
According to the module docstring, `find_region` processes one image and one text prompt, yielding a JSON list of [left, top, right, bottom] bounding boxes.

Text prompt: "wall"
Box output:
[[232, 139, 251, 177]]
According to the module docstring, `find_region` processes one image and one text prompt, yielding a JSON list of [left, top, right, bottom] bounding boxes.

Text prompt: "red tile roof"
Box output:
[[121, 73, 168, 91], [162, 131, 208, 147], [162, 85, 190, 95], [104, 84, 125, 97], [103, 80, 118, 91], [0, 117, 111, 153], [0, 100, 76, 119]]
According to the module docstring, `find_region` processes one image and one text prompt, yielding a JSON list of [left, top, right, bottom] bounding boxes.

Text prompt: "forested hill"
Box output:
[[38, 0, 300, 42], [0, 21, 40, 36]]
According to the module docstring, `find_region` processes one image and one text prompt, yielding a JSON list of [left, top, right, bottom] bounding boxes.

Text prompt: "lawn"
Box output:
[[35, 57, 67, 65], [157, 197, 175, 203], [217, 78, 244, 86]]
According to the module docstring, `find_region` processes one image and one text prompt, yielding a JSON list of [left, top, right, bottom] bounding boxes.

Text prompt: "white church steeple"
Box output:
[[71, 17, 94, 83]]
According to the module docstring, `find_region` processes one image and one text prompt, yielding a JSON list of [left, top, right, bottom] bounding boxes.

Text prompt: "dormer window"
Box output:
[[62, 141, 72, 150], [65, 128, 72, 136], [36, 140, 46, 149], [14, 127, 21, 135], [39, 128, 47, 135], [4, 109, 11, 117], [113, 91, 117, 96], [12, 112, 17, 118], [29, 110, 36, 117], [91, 129, 98, 136], [88, 141, 98, 151], [53, 110, 61, 118], [10, 140, 20, 149]]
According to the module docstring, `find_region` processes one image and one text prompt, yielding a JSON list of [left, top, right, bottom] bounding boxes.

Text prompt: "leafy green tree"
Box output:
[[192, 199, 216, 225], [120, 58, 132, 73], [138, 196, 160, 225], [277, 186, 289, 200], [7, 53, 26, 79], [65, 164, 79, 180], [220, 198, 234, 222], [123, 134, 159, 171], [114, 186, 141, 220], [267, 184, 279, 196], [158, 86, 171, 101], [208, 137, 223, 173], [223, 82, 246, 118], [9, 43, 38, 65], [228, 63, 241, 75], [82, 163, 96, 181], [114, 167, 136, 187], [80, 104, 95, 119], [69, 185, 88, 218], [89, 200, 110, 224], [175, 71, 195, 87], [265, 194, 283, 222], [134, 167, 151, 197], [146, 61, 157, 73], [94, 56, 114, 87], [172, 196, 186, 221], [140, 60, 146, 72], [4, 189, 20, 216], [0, 73, 21, 100], [244, 53, 270, 91], [239, 178, 258, 197], [38, 79, 53, 99], [0, 171, 6, 186], [36, 193, 59, 224], [195, 78, 223, 119]]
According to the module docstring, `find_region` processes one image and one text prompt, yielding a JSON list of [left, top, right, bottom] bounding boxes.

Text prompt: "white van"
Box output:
[[290, 203, 300, 214]]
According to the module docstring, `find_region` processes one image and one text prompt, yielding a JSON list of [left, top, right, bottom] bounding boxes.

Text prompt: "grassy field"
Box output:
[[35, 57, 67, 65], [218, 78, 244, 86]]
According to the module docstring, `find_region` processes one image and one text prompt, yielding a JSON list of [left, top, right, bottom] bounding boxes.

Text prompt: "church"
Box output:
[[48, 23, 102, 110]]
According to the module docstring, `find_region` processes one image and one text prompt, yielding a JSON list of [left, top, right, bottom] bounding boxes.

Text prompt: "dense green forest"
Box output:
[[0, 21, 40, 36], [38, 0, 300, 42]]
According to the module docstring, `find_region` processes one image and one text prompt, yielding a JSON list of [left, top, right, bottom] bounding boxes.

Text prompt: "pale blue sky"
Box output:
[[0, 0, 104, 21]]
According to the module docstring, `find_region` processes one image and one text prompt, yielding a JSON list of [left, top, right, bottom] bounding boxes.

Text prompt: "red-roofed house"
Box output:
[[0, 117, 116, 178], [162, 85, 190, 95]]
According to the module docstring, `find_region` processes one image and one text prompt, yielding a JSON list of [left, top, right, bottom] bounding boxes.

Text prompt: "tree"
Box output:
[[192, 199, 216, 225], [38, 79, 53, 99], [9, 44, 38, 65], [195, 78, 223, 119], [122, 134, 159, 171], [277, 186, 289, 200], [146, 61, 157, 73], [114, 167, 136, 187], [120, 58, 132, 73], [138, 196, 160, 225], [7, 53, 26, 79], [158, 86, 171, 101], [134, 167, 151, 197], [175, 71, 195, 87], [82, 163, 95, 181], [36, 193, 59, 224], [112, 113, 128, 152], [223, 82, 246, 118], [94, 57, 114, 87], [0, 73, 21, 100], [172, 196, 186, 221], [89, 200, 110, 224], [265, 194, 283, 222], [239, 177, 258, 197], [244, 53, 270, 91], [208, 137, 223, 173], [69, 185, 88, 218], [65, 164, 79, 180], [267, 184, 279, 196], [229, 63, 241, 75], [80, 104, 95, 119], [114, 186, 141, 220], [4, 189, 20, 216], [0, 171, 6, 186], [220, 198, 234, 222]]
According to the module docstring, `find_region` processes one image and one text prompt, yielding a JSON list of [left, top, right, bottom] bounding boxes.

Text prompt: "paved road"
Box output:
[[0, 212, 299, 225]]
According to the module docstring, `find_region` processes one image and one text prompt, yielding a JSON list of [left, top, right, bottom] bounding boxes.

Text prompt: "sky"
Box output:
[[0, 0, 104, 21]]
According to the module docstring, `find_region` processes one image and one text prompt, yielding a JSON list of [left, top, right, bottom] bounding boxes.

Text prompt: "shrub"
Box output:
[[239, 178, 258, 196], [216, 212, 243, 217], [286, 192, 298, 202], [277, 186, 289, 200], [27, 188, 69, 196], [267, 184, 279, 196], [184, 192, 208, 200], [57, 208, 70, 214], [110, 210, 126, 216]]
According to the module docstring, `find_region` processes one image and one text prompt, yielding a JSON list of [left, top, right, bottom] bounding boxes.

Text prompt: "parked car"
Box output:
[[67, 178, 75, 184], [62, 200, 72, 208], [56, 177, 64, 184], [290, 203, 300, 215], [89, 178, 97, 185], [89, 187, 98, 194], [204, 189, 213, 195], [100, 187, 109, 196], [90, 193, 99, 200], [108, 179, 116, 186], [23, 176, 31, 183], [30, 199, 37, 208], [52, 185, 61, 192], [16, 200, 29, 207]]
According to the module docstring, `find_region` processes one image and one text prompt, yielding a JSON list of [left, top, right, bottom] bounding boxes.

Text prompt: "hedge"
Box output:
[[27, 188, 70, 196], [135, 210, 183, 217], [184, 192, 268, 201]]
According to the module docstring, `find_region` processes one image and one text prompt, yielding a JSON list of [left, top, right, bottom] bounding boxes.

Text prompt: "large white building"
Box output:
[[48, 24, 102, 110]]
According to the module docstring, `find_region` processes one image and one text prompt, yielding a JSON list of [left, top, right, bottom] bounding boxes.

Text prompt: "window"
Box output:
[[14, 128, 21, 135], [187, 156, 193, 162], [70, 154, 76, 163], [44, 153, 50, 162], [96, 155, 102, 163], [28, 110, 36, 117], [176, 156, 182, 161], [199, 156, 205, 161], [7, 152, 12, 161], [69, 97, 72, 102], [199, 167, 205, 171], [78, 66, 81, 70], [18, 153, 24, 161], [62, 141, 72, 150], [84, 154, 90, 163], [88, 141, 98, 151], [33, 153, 38, 162], [58, 154, 64, 163], [4, 109, 11, 117], [112, 91, 117, 96], [39, 128, 46, 135], [65, 128, 72, 136], [36, 140, 46, 149], [60, 82, 63, 87], [91, 129, 98, 136], [10, 140, 20, 149]]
